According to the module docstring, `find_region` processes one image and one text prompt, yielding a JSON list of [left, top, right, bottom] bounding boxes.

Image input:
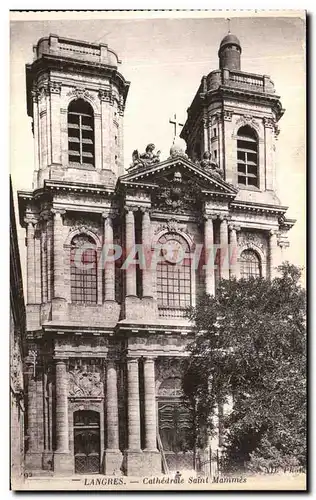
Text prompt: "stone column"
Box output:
[[52, 209, 65, 301], [104, 361, 122, 474], [54, 359, 72, 473], [25, 220, 36, 304], [143, 358, 157, 451], [25, 355, 42, 469], [55, 360, 68, 452], [219, 217, 229, 279], [204, 216, 215, 295], [141, 209, 152, 298], [31, 90, 40, 187], [40, 218, 47, 302], [40, 109, 48, 169], [127, 358, 141, 450], [269, 230, 278, 279], [103, 214, 115, 301], [106, 361, 119, 450], [203, 115, 209, 152], [125, 208, 137, 297], [46, 216, 53, 302], [229, 224, 240, 279]]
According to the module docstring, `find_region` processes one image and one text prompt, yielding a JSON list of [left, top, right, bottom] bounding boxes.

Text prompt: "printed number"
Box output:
[[24, 471, 32, 478]]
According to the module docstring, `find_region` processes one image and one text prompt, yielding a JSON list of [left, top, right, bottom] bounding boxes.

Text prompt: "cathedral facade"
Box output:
[[18, 32, 294, 476]]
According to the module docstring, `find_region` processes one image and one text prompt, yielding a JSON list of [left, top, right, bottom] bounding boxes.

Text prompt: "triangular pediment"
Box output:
[[119, 156, 238, 197]]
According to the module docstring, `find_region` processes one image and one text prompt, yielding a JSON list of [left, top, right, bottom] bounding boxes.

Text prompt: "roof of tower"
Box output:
[[219, 33, 241, 52]]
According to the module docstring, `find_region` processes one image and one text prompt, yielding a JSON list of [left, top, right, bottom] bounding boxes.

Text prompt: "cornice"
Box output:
[[26, 54, 130, 118], [44, 179, 115, 196], [181, 85, 284, 139], [230, 200, 288, 215]]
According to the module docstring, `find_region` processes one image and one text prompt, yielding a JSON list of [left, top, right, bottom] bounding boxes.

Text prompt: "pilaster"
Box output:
[[49, 81, 62, 165], [229, 224, 241, 279], [51, 209, 66, 320], [25, 219, 36, 305], [269, 229, 279, 279], [219, 216, 230, 280], [102, 212, 116, 302], [141, 208, 153, 298], [125, 207, 137, 298], [53, 359, 72, 474], [204, 215, 216, 295], [104, 361, 122, 474]]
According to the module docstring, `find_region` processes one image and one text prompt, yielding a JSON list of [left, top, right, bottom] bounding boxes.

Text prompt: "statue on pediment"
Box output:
[[128, 143, 161, 171], [199, 151, 224, 179]]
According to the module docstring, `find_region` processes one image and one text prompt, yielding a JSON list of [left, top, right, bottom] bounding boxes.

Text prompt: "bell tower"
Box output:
[[181, 32, 285, 206], [218, 32, 242, 71], [26, 34, 130, 189]]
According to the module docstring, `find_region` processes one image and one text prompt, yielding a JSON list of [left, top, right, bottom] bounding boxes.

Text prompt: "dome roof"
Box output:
[[169, 138, 187, 159], [219, 33, 241, 52]]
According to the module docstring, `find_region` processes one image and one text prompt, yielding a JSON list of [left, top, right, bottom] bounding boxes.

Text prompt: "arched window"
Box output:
[[237, 125, 259, 187], [240, 249, 261, 279], [70, 234, 97, 304], [157, 233, 191, 310], [68, 99, 95, 167]]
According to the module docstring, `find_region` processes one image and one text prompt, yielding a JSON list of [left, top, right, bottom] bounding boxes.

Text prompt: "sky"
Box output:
[[10, 11, 306, 283]]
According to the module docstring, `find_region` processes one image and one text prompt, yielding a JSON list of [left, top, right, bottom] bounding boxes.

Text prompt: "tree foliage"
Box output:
[[183, 263, 306, 469]]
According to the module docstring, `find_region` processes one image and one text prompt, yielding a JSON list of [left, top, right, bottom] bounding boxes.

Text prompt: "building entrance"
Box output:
[[74, 410, 100, 474], [157, 378, 194, 471]]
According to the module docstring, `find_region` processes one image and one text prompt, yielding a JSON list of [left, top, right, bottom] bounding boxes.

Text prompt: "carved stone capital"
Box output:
[[51, 208, 66, 221], [263, 117, 275, 129], [269, 229, 279, 238], [223, 110, 233, 121], [102, 211, 116, 220], [204, 213, 218, 221], [49, 81, 62, 95], [126, 357, 140, 364], [37, 85, 48, 101], [218, 213, 231, 222], [139, 206, 151, 214], [31, 88, 39, 103], [98, 87, 113, 104], [124, 205, 138, 213], [228, 223, 241, 232], [24, 216, 37, 227], [39, 209, 52, 222]]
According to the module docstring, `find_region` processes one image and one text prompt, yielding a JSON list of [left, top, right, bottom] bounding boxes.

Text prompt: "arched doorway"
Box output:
[[73, 410, 100, 474], [157, 377, 194, 471]]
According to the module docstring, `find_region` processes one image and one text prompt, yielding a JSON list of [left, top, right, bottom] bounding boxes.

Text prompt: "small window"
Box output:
[[157, 233, 191, 309], [213, 149, 217, 160], [237, 126, 259, 187], [68, 99, 95, 167], [70, 234, 97, 304], [240, 249, 261, 279], [213, 128, 217, 138]]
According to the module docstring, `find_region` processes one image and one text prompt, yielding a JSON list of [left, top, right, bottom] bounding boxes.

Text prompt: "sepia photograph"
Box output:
[[10, 9, 306, 491]]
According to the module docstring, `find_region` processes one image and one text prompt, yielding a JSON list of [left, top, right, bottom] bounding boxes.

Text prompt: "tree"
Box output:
[[182, 263, 306, 470]]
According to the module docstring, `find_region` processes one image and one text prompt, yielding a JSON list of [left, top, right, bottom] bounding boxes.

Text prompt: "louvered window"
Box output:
[[68, 99, 95, 167], [237, 125, 259, 187]]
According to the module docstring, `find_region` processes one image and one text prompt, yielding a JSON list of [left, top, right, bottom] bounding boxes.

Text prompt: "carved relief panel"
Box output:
[[68, 359, 104, 398]]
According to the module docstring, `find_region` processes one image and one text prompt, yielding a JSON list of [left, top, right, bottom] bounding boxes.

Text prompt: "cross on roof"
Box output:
[[169, 113, 184, 139], [227, 17, 231, 33]]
